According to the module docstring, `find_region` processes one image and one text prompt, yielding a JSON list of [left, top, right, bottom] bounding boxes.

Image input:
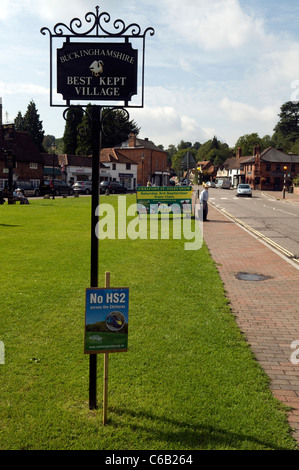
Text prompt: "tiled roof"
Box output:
[[241, 148, 299, 164], [100, 148, 137, 165]]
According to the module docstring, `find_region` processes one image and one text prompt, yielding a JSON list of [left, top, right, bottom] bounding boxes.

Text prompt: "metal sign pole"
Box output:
[[89, 105, 102, 410], [41, 5, 154, 414]]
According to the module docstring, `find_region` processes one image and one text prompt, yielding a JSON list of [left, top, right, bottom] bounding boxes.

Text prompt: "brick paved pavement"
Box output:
[[202, 202, 299, 443]]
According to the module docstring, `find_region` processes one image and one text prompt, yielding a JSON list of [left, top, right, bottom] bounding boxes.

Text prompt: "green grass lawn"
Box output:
[[0, 195, 297, 450]]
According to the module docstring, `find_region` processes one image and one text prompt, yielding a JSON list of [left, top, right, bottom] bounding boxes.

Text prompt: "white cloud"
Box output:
[[220, 97, 277, 124], [161, 0, 264, 50], [130, 105, 214, 147], [0, 81, 48, 96]]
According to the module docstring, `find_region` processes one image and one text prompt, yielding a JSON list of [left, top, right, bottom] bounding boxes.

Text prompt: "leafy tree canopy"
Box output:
[[14, 100, 45, 152], [196, 136, 230, 165], [234, 133, 275, 156], [23, 100, 45, 152]]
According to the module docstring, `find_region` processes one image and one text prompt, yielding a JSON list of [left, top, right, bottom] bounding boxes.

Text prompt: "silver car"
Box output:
[[73, 181, 92, 194], [236, 184, 252, 197]]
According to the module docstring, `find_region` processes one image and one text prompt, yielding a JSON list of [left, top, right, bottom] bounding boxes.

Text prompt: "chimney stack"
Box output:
[[128, 132, 137, 148], [236, 146, 242, 159]]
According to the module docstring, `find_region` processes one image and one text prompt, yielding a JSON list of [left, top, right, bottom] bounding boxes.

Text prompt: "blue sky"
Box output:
[[1, 0, 299, 150]]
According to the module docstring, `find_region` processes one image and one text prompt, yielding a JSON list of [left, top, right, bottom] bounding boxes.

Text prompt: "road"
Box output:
[[206, 187, 299, 262]]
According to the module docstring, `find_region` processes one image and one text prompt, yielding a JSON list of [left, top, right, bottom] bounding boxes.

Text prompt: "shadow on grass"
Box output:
[[0, 223, 22, 227], [109, 405, 291, 450]]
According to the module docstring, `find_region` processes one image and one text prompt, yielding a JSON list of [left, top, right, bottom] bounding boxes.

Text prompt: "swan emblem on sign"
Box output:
[[89, 60, 104, 76]]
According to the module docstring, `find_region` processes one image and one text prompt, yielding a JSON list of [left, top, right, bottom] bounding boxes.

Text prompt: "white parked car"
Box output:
[[236, 184, 252, 197]]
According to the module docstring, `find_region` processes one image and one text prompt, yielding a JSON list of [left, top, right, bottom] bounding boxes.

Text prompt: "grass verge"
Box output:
[[0, 195, 297, 450]]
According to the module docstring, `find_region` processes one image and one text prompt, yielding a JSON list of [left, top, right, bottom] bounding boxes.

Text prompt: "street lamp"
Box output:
[[283, 165, 287, 199], [141, 153, 145, 186], [51, 139, 56, 199]]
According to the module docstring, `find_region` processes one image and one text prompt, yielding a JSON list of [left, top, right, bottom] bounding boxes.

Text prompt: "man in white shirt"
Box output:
[[199, 184, 209, 221]]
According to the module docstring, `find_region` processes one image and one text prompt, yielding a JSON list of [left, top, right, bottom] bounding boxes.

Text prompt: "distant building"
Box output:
[[57, 154, 93, 185], [241, 146, 299, 191], [100, 148, 138, 191], [116, 133, 169, 186], [0, 130, 43, 190]]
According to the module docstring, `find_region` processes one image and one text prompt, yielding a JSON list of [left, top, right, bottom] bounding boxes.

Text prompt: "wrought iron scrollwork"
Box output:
[[41, 5, 155, 38], [62, 105, 130, 138]]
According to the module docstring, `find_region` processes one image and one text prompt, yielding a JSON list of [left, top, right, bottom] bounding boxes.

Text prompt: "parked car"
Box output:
[[39, 179, 74, 196], [236, 183, 252, 197], [13, 181, 40, 197], [99, 181, 127, 194], [216, 180, 223, 188], [73, 181, 92, 194], [206, 181, 216, 188]]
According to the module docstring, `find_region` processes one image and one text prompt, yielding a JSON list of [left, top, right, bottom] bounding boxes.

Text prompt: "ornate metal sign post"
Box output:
[[41, 7, 154, 411]]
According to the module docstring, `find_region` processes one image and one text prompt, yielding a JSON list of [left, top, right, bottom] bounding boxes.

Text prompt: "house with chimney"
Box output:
[[115, 133, 169, 186], [100, 148, 137, 190], [241, 146, 299, 191], [215, 147, 248, 187]]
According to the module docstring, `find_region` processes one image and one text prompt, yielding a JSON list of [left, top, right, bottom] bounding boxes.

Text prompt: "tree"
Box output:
[[22, 100, 45, 152], [166, 144, 177, 167], [43, 135, 56, 152], [234, 133, 262, 156], [75, 105, 140, 155], [235, 133, 276, 156], [273, 101, 299, 152], [63, 107, 84, 154], [196, 137, 229, 165], [171, 147, 197, 174], [14, 111, 25, 131], [101, 108, 139, 148], [76, 104, 93, 155]]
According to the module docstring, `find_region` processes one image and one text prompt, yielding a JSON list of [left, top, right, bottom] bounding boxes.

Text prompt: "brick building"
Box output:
[[115, 133, 169, 186], [241, 146, 299, 191], [0, 130, 43, 190]]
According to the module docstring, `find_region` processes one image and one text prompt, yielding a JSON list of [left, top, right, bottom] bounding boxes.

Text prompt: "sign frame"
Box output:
[[41, 6, 154, 108]]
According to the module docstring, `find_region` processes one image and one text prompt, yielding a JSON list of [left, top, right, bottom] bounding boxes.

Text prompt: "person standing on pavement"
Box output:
[[200, 184, 209, 221]]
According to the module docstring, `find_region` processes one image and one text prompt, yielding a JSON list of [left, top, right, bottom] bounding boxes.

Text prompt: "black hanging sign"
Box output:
[[57, 42, 138, 102]]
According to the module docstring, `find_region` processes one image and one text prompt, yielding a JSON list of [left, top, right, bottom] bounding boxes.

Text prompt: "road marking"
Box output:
[[218, 207, 299, 266], [277, 208, 297, 216]]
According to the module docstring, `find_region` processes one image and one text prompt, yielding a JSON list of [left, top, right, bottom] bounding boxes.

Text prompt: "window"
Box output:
[[126, 163, 131, 170], [0, 179, 8, 190], [30, 179, 40, 188], [276, 164, 280, 171], [266, 164, 271, 171], [112, 163, 116, 170], [30, 162, 38, 169]]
